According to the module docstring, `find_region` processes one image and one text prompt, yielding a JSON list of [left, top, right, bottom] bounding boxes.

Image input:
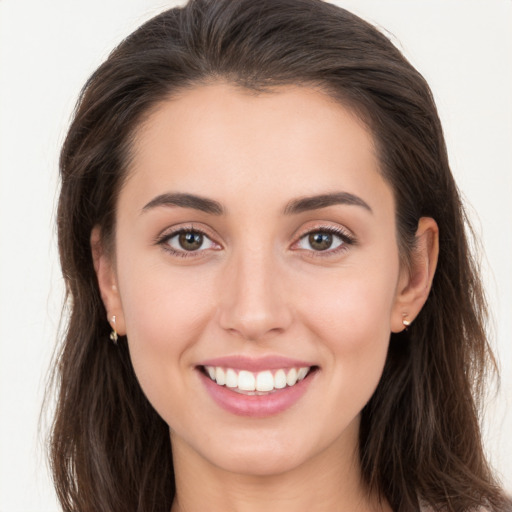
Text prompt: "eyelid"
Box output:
[[291, 223, 356, 256], [154, 222, 356, 259], [154, 223, 222, 258]]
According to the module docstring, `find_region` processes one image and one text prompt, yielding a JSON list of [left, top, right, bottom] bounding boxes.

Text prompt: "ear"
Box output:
[[91, 226, 126, 336], [391, 217, 439, 333]]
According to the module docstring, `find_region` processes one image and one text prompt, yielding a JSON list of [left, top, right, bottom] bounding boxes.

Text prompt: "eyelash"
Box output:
[[155, 225, 356, 259], [293, 225, 356, 257], [155, 225, 218, 259]]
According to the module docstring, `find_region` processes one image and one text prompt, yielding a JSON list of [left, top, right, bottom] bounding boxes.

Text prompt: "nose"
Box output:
[[217, 247, 293, 341]]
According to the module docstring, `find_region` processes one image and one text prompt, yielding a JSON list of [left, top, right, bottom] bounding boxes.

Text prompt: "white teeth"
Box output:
[[225, 368, 238, 388], [274, 369, 287, 389], [256, 370, 274, 392], [286, 368, 298, 386], [238, 370, 256, 391], [204, 365, 312, 392], [216, 367, 226, 386], [297, 367, 308, 381]]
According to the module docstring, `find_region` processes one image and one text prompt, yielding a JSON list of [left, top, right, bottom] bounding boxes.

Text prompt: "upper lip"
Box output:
[[196, 355, 316, 372]]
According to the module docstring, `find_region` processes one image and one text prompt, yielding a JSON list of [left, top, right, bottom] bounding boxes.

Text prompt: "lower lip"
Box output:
[[199, 370, 315, 418]]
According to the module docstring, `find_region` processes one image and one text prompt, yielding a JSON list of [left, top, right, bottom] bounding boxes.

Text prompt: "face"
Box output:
[[100, 83, 415, 477]]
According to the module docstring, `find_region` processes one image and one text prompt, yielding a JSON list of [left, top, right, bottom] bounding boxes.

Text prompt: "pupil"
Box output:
[[179, 231, 203, 251], [309, 232, 332, 251]]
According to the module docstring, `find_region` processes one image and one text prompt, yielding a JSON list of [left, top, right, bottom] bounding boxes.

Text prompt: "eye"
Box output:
[[158, 228, 219, 257], [295, 227, 354, 254]]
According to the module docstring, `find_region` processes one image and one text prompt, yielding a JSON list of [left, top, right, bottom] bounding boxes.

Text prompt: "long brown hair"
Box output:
[[49, 0, 509, 510]]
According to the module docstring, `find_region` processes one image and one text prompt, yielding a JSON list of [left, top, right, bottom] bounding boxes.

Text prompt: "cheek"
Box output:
[[297, 260, 399, 392], [119, 257, 216, 344], [304, 281, 393, 430], [301, 264, 398, 343], [115, 259, 217, 413]]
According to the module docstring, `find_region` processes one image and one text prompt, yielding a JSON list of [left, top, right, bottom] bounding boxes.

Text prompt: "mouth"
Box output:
[[199, 365, 317, 395], [196, 355, 319, 416]]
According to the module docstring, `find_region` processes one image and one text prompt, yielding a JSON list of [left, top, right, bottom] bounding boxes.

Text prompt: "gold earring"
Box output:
[[110, 315, 118, 344]]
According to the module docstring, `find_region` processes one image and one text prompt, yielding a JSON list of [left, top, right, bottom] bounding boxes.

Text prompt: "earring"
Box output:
[[109, 315, 118, 344], [402, 314, 411, 330]]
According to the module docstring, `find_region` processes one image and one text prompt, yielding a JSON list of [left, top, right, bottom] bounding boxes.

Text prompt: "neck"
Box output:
[[169, 427, 391, 512]]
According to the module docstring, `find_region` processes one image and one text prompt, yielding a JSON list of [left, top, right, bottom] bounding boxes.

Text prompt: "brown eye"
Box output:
[[308, 232, 333, 251], [295, 228, 351, 254], [178, 231, 204, 251], [163, 229, 217, 255]]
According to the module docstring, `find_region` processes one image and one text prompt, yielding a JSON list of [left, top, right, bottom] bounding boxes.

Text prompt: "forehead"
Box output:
[[122, 82, 393, 217], [132, 82, 374, 162]]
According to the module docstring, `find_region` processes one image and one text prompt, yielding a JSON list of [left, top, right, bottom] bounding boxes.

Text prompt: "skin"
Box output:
[[92, 83, 438, 512]]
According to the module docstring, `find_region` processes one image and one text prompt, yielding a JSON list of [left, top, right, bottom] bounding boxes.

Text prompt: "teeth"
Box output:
[[238, 370, 256, 391], [216, 367, 226, 386], [204, 365, 312, 393], [274, 369, 287, 389], [225, 368, 238, 388], [256, 370, 274, 392], [286, 368, 298, 386], [297, 367, 308, 381]]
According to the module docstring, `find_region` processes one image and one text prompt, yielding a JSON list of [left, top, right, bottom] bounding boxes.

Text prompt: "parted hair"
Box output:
[[50, 0, 509, 511]]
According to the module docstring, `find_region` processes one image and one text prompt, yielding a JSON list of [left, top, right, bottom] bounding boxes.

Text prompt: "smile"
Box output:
[[197, 358, 318, 417], [203, 366, 311, 394]]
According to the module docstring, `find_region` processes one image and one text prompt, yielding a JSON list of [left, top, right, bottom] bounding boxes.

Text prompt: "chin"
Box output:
[[209, 443, 308, 477]]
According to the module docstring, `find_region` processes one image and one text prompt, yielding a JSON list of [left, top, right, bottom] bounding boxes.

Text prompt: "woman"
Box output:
[[49, 0, 510, 510]]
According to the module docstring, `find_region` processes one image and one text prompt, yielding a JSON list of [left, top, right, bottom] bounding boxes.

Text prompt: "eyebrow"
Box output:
[[141, 191, 372, 216], [283, 192, 372, 215], [142, 193, 224, 215]]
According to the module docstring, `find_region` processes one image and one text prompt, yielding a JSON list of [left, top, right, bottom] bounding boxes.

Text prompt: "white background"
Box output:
[[1, 1, 511, 510]]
